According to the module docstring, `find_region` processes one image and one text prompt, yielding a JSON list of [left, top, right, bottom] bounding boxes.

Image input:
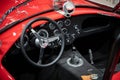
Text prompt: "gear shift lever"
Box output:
[[70, 47, 80, 64], [67, 46, 84, 67]]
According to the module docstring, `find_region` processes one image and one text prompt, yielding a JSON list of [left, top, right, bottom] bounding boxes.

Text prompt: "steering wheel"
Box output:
[[20, 17, 65, 67]]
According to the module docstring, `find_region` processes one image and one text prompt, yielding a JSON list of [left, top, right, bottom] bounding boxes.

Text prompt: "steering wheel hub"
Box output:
[[35, 38, 48, 48]]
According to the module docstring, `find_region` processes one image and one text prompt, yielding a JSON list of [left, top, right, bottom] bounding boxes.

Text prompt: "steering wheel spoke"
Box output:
[[30, 28, 41, 40], [47, 34, 61, 43], [37, 47, 45, 64]]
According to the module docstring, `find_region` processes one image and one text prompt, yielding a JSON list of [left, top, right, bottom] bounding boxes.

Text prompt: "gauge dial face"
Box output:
[[62, 28, 68, 34], [64, 19, 71, 26], [57, 21, 63, 27], [49, 23, 55, 30], [54, 29, 60, 35], [38, 29, 49, 38]]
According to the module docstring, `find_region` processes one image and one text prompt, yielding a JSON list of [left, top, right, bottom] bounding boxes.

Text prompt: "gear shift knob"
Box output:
[[67, 46, 84, 67], [70, 54, 80, 65]]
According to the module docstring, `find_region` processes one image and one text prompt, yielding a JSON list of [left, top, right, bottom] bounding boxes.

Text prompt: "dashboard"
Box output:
[[36, 14, 113, 46], [14, 14, 116, 50]]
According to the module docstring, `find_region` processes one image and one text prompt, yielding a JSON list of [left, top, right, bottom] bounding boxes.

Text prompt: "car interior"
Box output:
[[1, 13, 120, 80]]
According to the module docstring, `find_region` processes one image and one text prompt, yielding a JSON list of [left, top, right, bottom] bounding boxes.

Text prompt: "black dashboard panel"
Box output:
[[45, 14, 114, 45], [16, 14, 115, 48]]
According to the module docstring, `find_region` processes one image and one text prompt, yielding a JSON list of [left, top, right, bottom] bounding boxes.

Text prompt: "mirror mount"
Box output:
[[53, 0, 75, 17]]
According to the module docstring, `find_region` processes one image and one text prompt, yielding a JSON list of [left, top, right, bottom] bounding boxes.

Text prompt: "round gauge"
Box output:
[[62, 28, 68, 34], [38, 29, 49, 38], [57, 21, 63, 27], [64, 19, 71, 26], [54, 29, 60, 35], [49, 23, 55, 30]]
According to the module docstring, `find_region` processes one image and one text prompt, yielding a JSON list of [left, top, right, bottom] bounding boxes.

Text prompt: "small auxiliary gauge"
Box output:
[[62, 28, 68, 34], [54, 29, 60, 35], [64, 19, 71, 26], [49, 23, 55, 30], [57, 21, 63, 27]]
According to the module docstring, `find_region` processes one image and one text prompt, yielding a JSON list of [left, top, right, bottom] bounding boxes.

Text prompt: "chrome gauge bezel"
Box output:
[[54, 29, 60, 36], [64, 19, 71, 26], [38, 29, 49, 38], [49, 23, 55, 30], [62, 28, 68, 34], [57, 20, 63, 28]]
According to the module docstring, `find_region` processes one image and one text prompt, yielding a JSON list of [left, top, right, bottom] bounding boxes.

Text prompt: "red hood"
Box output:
[[0, 0, 108, 29]]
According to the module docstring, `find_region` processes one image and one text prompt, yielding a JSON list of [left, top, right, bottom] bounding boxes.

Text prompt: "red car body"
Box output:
[[0, 0, 120, 80]]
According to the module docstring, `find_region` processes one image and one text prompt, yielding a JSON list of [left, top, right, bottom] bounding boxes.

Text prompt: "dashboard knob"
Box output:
[[71, 34, 76, 39], [73, 25, 80, 34], [67, 39, 70, 43]]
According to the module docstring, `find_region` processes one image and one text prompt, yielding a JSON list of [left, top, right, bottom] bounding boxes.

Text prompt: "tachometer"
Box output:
[[38, 29, 49, 38]]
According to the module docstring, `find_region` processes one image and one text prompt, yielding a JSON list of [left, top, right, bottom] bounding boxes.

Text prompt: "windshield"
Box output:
[[88, 0, 120, 8]]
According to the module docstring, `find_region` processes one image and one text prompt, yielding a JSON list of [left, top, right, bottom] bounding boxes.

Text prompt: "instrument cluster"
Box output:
[[15, 14, 112, 48], [48, 18, 81, 45]]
